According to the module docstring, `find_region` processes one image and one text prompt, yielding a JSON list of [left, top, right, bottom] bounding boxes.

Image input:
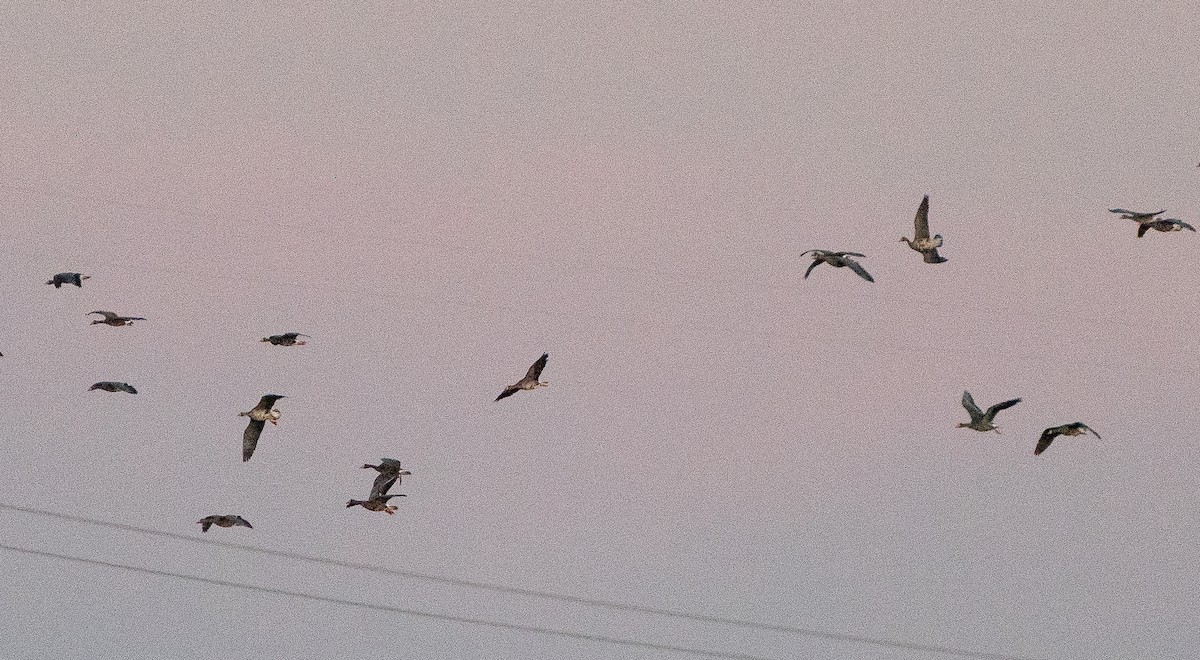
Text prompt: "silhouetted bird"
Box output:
[[900, 195, 948, 263], [46, 272, 90, 288], [88, 311, 146, 327], [261, 333, 310, 346], [800, 250, 874, 282], [239, 394, 285, 462], [89, 381, 137, 394], [496, 353, 550, 401], [197, 515, 253, 532], [1035, 422, 1100, 456]]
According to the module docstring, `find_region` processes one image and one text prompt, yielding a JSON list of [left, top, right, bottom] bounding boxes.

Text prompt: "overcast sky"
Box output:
[[2, 3, 1199, 659]]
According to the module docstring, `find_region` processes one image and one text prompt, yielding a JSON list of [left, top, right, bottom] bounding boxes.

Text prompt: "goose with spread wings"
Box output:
[[800, 250, 874, 283], [197, 515, 253, 532], [495, 353, 550, 401], [957, 391, 1021, 433], [900, 195, 948, 263], [88, 311, 147, 327], [347, 462, 407, 515], [239, 394, 285, 462], [46, 272, 90, 288], [1035, 422, 1100, 456]]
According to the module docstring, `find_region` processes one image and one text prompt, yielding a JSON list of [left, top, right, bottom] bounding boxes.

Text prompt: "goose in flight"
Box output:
[[262, 333, 310, 346], [1135, 217, 1195, 238], [239, 394, 285, 462], [347, 464, 407, 515], [495, 353, 550, 401], [957, 391, 1021, 433], [1035, 422, 1100, 456], [800, 250, 874, 283], [88, 311, 147, 327], [46, 272, 90, 288], [900, 195, 948, 263], [197, 515, 253, 532], [346, 493, 407, 515], [362, 458, 412, 494], [89, 381, 138, 394]]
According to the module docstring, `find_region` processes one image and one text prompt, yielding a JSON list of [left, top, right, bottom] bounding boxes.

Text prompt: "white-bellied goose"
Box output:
[[800, 250, 874, 283], [495, 353, 549, 401], [1035, 422, 1100, 456], [239, 394, 285, 462], [900, 195, 948, 263], [957, 391, 1020, 433]]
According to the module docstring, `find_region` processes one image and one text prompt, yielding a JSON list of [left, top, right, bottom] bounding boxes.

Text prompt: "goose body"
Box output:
[[900, 195, 948, 263], [262, 333, 310, 346], [88, 311, 147, 327], [47, 272, 89, 288], [239, 394, 286, 461], [800, 250, 874, 282], [197, 515, 253, 532], [957, 391, 1020, 433], [346, 493, 406, 514], [495, 353, 550, 401], [1035, 422, 1100, 456], [89, 381, 138, 394]]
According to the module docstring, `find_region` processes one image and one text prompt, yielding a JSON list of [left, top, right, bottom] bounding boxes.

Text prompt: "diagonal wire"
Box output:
[[0, 502, 1042, 660], [0, 542, 781, 660]]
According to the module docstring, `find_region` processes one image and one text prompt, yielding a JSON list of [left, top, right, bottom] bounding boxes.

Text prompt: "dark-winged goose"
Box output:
[[239, 394, 285, 462], [495, 353, 550, 401]]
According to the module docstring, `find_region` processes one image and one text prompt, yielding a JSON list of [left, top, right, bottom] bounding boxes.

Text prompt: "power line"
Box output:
[[0, 502, 1041, 660], [0, 541, 780, 660]]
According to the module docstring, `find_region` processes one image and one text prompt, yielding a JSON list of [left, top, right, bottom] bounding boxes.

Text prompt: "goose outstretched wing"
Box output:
[[243, 419, 266, 462], [913, 195, 931, 240]]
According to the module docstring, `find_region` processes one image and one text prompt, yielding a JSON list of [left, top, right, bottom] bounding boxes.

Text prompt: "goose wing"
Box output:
[[1035, 427, 1062, 456], [495, 386, 520, 401], [833, 251, 866, 258], [523, 353, 549, 382], [961, 391, 984, 423], [88, 311, 118, 321], [1137, 223, 1151, 238], [913, 195, 931, 240], [922, 248, 948, 264], [242, 419, 266, 462], [803, 259, 822, 279], [983, 397, 1021, 421], [254, 394, 285, 412], [843, 258, 875, 283], [371, 472, 399, 499]]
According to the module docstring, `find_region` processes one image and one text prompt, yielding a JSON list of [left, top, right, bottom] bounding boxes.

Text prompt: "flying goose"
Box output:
[[1035, 422, 1100, 456], [89, 381, 138, 394], [1136, 217, 1195, 238], [495, 353, 550, 401], [957, 391, 1021, 433], [262, 333, 310, 346], [197, 515, 253, 532], [800, 250, 874, 283], [239, 394, 285, 462], [346, 493, 407, 514], [362, 458, 412, 494], [46, 272, 90, 288], [88, 311, 147, 327], [347, 463, 408, 514], [900, 195, 948, 263]]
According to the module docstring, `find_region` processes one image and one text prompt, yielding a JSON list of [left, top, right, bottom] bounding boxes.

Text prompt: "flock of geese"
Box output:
[[25, 277, 553, 532], [20, 193, 1191, 532], [799, 195, 1191, 453]]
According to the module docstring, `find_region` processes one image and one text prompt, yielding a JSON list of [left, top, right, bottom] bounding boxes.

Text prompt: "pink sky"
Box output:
[[2, 4, 1199, 659]]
